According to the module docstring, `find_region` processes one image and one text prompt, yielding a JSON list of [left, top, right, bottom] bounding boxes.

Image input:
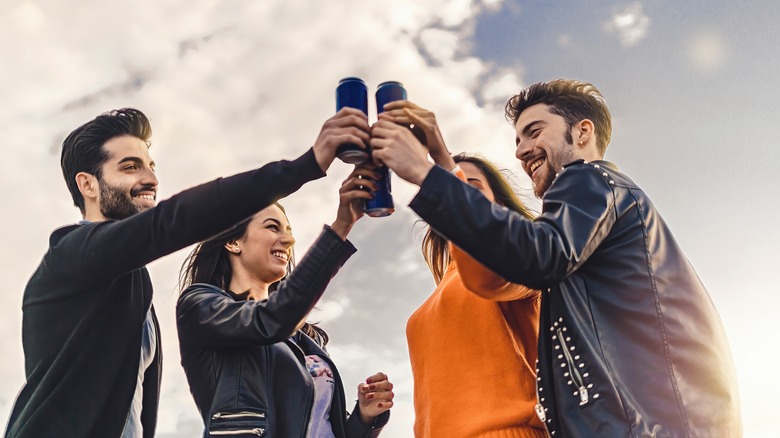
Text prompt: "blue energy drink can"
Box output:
[[335, 77, 369, 164], [364, 81, 406, 217], [364, 165, 395, 217]]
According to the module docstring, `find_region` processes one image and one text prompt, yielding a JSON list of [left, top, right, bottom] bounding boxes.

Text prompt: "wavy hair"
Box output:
[[421, 153, 535, 284], [505, 79, 612, 156], [179, 203, 327, 344]]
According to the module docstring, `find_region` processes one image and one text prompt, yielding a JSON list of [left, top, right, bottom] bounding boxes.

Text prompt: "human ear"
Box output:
[[576, 119, 595, 147], [75, 172, 99, 202], [225, 241, 242, 254]]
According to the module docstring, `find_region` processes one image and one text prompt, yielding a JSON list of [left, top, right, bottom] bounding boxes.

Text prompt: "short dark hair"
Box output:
[[60, 108, 152, 213], [505, 79, 612, 156]]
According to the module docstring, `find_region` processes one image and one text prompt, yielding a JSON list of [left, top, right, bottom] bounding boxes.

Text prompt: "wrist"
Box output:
[[330, 220, 351, 240], [358, 409, 375, 426], [409, 161, 435, 186], [313, 147, 332, 173]]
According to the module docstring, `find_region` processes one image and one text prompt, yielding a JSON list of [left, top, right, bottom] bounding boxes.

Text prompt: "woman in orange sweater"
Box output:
[[380, 101, 547, 437]]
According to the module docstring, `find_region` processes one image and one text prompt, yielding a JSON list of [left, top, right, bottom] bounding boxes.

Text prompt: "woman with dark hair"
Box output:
[[177, 166, 393, 438], [379, 102, 546, 437]]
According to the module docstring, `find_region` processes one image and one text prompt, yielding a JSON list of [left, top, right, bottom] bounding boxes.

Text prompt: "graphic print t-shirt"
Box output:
[[306, 355, 336, 438]]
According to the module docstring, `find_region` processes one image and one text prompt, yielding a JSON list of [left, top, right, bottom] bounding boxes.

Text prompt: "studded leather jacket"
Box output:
[[176, 226, 388, 438], [410, 161, 742, 437]]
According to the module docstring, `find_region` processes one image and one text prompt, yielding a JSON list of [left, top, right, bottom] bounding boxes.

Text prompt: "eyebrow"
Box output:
[[516, 120, 544, 145], [117, 156, 156, 169], [466, 178, 484, 185], [263, 217, 292, 232]]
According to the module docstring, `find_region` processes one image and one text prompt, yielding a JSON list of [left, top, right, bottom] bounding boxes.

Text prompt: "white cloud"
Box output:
[[481, 0, 505, 13], [10, 1, 45, 33], [310, 296, 351, 323], [604, 1, 650, 47], [0, 1, 526, 436], [480, 69, 524, 110], [420, 27, 460, 64]]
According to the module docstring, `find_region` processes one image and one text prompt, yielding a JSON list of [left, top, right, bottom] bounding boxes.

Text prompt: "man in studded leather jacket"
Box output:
[[370, 79, 741, 437]]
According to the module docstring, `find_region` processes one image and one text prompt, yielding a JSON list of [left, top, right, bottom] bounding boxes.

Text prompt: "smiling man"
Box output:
[[371, 79, 742, 436], [5, 106, 369, 438]]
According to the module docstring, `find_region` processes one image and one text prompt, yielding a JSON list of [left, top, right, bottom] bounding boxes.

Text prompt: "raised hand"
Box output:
[[313, 108, 370, 173], [330, 165, 379, 240], [369, 119, 433, 186], [356, 372, 394, 425], [378, 100, 456, 171]]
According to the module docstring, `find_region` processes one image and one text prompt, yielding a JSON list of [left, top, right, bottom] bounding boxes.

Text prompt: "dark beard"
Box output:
[[98, 178, 142, 220]]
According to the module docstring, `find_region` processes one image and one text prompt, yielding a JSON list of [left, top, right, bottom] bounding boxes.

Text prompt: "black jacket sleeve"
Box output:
[[176, 226, 356, 349], [346, 403, 389, 438], [45, 148, 325, 289], [409, 163, 617, 290]]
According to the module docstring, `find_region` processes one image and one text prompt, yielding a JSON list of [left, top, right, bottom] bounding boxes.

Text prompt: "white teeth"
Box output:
[[272, 251, 288, 261], [135, 194, 155, 201], [530, 159, 545, 173]]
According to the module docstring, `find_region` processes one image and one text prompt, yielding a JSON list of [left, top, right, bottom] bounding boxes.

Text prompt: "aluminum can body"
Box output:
[[364, 165, 395, 217], [335, 77, 369, 164], [375, 81, 407, 114], [363, 81, 406, 217]]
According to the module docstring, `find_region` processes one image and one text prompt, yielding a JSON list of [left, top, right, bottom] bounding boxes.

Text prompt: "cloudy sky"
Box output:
[[1, 0, 777, 436]]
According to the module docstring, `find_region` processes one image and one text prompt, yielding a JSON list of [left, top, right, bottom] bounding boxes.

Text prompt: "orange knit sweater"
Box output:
[[406, 243, 546, 438]]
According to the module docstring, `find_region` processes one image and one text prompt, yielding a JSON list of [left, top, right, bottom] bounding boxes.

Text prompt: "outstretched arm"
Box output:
[[176, 225, 355, 349], [452, 242, 539, 301], [409, 163, 618, 290]]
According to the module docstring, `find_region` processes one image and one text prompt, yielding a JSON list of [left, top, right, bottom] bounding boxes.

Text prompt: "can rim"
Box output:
[[338, 77, 366, 85]]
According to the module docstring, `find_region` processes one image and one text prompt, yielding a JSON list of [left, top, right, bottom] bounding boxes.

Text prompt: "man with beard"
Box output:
[[6, 107, 369, 438], [370, 79, 741, 436]]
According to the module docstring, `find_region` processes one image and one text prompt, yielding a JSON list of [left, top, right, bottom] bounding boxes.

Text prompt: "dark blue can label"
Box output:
[[364, 165, 395, 217], [375, 81, 407, 114], [364, 81, 406, 217], [335, 77, 369, 164]]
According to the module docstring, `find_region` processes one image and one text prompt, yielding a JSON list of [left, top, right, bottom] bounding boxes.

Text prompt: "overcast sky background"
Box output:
[[1, 0, 777, 436]]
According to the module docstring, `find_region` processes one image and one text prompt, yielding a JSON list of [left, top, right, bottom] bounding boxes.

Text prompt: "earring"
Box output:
[[227, 242, 241, 254]]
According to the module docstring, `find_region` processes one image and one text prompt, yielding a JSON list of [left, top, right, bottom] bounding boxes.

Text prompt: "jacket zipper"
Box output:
[[534, 386, 551, 436], [557, 328, 588, 405], [212, 412, 266, 420], [210, 428, 264, 436]]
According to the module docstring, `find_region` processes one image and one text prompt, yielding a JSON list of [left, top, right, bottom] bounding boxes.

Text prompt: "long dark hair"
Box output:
[[179, 203, 327, 344], [421, 153, 535, 284]]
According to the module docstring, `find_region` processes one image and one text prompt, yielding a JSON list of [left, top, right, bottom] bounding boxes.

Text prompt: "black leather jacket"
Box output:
[[176, 226, 388, 438], [410, 161, 741, 437]]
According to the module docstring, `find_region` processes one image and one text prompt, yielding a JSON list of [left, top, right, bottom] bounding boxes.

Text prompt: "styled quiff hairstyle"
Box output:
[[60, 108, 152, 213], [505, 79, 612, 156], [421, 153, 535, 284]]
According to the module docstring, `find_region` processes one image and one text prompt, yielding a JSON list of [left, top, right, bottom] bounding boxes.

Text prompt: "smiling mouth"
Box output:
[[271, 251, 289, 262], [529, 158, 546, 175], [134, 194, 155, 202]]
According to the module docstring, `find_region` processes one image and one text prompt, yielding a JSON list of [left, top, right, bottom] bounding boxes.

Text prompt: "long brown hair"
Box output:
[[179, 203, 327, 344], [421, 153, 535, 284]]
